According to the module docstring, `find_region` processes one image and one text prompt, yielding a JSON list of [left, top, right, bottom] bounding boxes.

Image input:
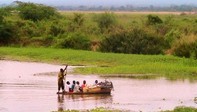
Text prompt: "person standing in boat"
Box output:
[[57, 65, 68, 93]]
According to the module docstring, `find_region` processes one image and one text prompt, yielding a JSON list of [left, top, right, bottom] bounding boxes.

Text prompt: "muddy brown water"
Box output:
[[0, 60, 197, 112]]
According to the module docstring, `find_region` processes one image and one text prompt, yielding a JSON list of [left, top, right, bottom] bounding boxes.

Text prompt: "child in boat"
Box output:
[[71, 80, 76, 92], [81, 80, 87, 88], [81, 80, 87, 92], [74, 81, 81, 92], [93, 80, 98, 86], [65, 81, 72, 92]]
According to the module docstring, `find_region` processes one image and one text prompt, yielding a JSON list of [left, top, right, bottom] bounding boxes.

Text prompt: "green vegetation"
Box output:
[[16, 1, 59, 22], [1, 47, 197, 80], [1, 2, 197, 80], [163, 106, 197, 112], [0, 2, 197, 59], [100, 28, 164, 54]]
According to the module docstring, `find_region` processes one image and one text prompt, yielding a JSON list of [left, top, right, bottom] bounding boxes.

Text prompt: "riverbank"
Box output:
[[1, 47, 197, 80]]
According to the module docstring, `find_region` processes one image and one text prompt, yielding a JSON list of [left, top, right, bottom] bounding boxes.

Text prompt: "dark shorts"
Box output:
[[58, 80, 64, 91]]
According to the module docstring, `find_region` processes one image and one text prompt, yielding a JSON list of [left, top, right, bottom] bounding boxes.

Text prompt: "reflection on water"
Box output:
[[0, 60, 197, 112], [57, 94, 113, 111], [57, 95, 64, 111]]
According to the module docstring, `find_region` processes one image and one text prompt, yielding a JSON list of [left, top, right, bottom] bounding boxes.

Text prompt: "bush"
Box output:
[[67, 13, 85, 32], [100, 28, 165, 54], [172, 34, 197, 59], [147, 15, 163, 25], [0, 22, 18, 46], [93, 12, 117, 33], [57, 33, 91, 50], [16, 2, 59, 22], [164, 29, 182, 48], [0, 13, 4, 24], [50, 21, 65, 36], [15, 20, 39, 38]]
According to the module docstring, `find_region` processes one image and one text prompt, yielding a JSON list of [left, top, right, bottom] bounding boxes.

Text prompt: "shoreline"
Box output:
[[1, 47, 197, 80]]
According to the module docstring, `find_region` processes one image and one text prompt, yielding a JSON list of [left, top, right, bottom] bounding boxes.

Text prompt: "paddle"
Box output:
[[63, 65, 68, 80]]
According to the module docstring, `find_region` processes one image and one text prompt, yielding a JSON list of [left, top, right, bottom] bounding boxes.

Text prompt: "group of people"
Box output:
[[57, 66, 99, 93], [65, 80, 87, 93]]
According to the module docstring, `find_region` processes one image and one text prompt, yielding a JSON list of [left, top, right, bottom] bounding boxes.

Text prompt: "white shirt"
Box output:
[[74, 84, 80, 92], [65, 84, 71, 92]]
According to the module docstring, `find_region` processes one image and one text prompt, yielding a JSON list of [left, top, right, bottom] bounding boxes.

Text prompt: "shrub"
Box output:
[[15, 20, 39, 38], [57, 33, 91, 50], [16, 2, 59, 22], [0, 22, 18, 45], [164, 29, 182, 48], [100, 28, 165, 54], [50, 21, 65, 36], [93, 12, 117, 33], [25, 36, 54, 47], [0, 13, 4, 24], [67, 13, 85, 32], [172, 34, 197, 59], [147, 15, 163, 25]]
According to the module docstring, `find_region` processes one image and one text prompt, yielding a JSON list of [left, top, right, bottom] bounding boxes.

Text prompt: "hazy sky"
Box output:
[[1, 0, 197, 6]]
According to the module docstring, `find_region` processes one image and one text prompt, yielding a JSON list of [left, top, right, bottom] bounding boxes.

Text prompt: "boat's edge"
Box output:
[[57, 91, 111, 95]]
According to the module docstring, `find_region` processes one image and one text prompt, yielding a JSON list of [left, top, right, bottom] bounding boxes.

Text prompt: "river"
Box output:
[[0, 60, 196, 112]]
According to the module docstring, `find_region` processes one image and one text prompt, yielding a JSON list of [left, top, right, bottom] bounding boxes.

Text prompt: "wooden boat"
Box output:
[[57, 80, 114, 95]]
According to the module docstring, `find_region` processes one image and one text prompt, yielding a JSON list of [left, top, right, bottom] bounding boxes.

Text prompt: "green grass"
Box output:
[[163, 106, 197, 112], [1, 47, 197, 80]]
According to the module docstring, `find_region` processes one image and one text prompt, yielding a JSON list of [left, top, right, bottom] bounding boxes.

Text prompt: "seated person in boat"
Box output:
[[65, 81, 72, 92], [74, 81, 82, 92], [81, 80, 87, 92], [93, 80, 98, 86], [71, 80, 76, 92]]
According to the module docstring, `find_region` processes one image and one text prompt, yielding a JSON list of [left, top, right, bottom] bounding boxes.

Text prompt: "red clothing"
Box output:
[[81, 84, 86, 88]]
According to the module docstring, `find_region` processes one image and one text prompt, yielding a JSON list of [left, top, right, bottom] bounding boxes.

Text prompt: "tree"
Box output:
[[58, 32, 91, 50], [0, 7, 17, 45], [172, 35, 197, 59], [0, 23, 17, 45], [0, 6, 13, 23], [100, 28, 164, 54], [16, 2, 59, 22], [73, 13, 84, 27], [94, 12, 117, 33], [147, 15, 163, 25], [68, 13, 85, 31]]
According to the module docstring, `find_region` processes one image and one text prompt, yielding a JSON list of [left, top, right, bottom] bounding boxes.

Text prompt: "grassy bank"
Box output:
[[163, 106, 197, 112], [1, 47, 197, 80]]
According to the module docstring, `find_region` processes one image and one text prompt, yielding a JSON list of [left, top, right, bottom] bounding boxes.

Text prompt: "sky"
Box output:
[[1, 0, 197, 6]]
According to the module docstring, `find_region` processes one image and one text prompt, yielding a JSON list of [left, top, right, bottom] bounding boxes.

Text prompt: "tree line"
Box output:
[[56, 5, 197, 12]]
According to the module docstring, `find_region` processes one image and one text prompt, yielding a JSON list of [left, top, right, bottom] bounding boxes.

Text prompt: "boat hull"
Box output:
[[57, 86, 112, 95]]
